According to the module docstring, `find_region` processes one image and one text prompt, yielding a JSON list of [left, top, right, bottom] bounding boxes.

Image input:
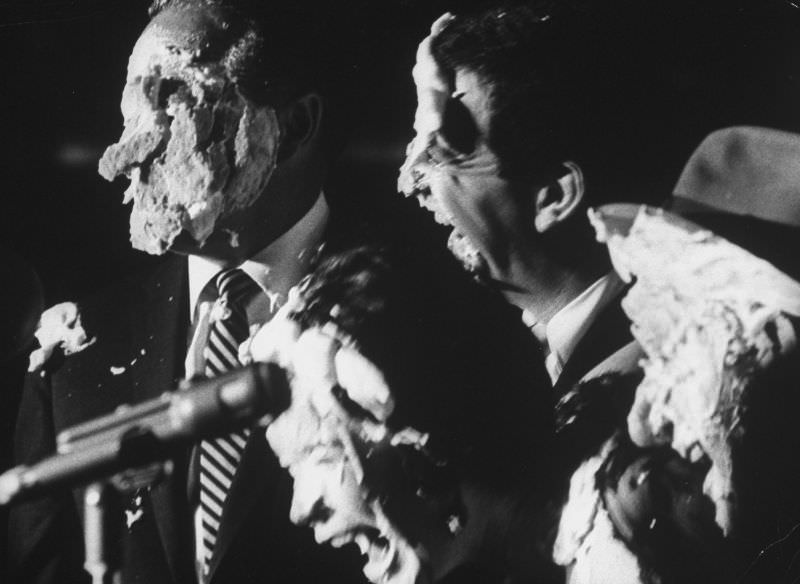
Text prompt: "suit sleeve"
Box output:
[[7, 370, 89, 584]]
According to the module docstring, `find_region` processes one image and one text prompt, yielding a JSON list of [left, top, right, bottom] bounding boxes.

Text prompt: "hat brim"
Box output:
[[594, 202, 800, 283], [592, 203, 704, 238]]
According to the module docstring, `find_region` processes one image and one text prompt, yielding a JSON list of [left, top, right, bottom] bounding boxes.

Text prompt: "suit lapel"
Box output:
[[554, 288, 633, 396], [129, 255, 190, 399], [201, 199, 381, 581], [206, 430, 278, 582], [131, 256, 196, 584]]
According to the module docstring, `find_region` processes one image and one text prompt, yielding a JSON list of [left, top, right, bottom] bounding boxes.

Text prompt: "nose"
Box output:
[[289, 473, 332, 527], [291, 498, 333, 529], [398, 138, 432, 197]]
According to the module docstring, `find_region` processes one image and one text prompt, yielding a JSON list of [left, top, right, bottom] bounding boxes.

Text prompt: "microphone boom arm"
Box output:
[[0, 362, 289, 505]]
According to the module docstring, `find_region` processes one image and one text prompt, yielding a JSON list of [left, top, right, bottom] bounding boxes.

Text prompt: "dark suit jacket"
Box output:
[[552, 287, 634, 398], [8, 241, 368, 583]]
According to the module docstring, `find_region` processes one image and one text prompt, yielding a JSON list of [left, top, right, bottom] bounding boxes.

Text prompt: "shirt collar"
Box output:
[[545, 271, 625, 376], [187, 193, 329, 317], [522, 271, 625, 382]]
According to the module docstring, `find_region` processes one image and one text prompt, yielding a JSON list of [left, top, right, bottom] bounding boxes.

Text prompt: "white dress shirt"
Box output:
[[184, 193, 329, 378], [185, 193, 329, 569], [523, 272, 625, 384]]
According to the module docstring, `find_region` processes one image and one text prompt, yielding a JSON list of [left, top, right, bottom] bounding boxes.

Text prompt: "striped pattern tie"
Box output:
[[199, 268, 258, 574]]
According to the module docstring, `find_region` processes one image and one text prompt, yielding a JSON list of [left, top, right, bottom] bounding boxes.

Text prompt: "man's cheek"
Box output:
[[99, 87, 170, 184], [427, 171, 459, 209], [430, 172, 487, 230], [117, 96, 226, 254], [397, 133, 435, 197], [100, 83, 280, 255]]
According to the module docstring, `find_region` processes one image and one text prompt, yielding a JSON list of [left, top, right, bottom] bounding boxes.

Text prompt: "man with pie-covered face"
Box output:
[[9, 2, 374, 583], [250, 246, 558, 584], [397, 6, 726, 584], [398, 6, 640, 394]]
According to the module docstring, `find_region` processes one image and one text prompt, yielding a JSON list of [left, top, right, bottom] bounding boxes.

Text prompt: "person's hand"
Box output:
[[398, 14, 456, 196], [411, 13, 455, 136]]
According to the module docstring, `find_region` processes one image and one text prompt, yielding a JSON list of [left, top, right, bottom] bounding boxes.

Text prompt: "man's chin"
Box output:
[[163, 229, 218, 256], [165, 229, 244, 263], [447, 229, 489, 278]]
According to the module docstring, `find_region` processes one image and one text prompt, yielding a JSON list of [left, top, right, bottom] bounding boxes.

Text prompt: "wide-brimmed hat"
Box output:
[[670, 126, 800, 226], [664, 126, 800, 280], [596, 126, 800, 281], [583, 126, 800, 380]]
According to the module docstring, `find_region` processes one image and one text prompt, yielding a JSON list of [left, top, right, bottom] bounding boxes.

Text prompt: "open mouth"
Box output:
[[686, 442, 710, 468], [416, 192, 453, 228], [329, 528, 399, 583], [412, 185, 486, 276], [407, 173, 452, 228], [447, 229, 486, 275], [360, 532, 398, 583]]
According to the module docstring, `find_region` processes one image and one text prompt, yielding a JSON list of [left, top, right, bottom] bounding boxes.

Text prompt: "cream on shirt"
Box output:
[[185, 193, 329, 572], [523, 272, 625, 384], [184, 193, 329, 378]]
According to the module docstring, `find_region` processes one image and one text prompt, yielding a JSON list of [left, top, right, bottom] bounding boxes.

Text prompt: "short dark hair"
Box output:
[[292, 245, 555, 490], [431, 3, 635, 202], [147, 0, 365, 157]]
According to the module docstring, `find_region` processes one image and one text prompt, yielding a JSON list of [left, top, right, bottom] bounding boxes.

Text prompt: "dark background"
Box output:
[[1, 0, 800, 303], [1, 0, 800, 576]]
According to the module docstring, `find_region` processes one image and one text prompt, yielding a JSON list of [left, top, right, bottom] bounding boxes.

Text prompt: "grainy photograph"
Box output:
[[1, 1, 799, 583]]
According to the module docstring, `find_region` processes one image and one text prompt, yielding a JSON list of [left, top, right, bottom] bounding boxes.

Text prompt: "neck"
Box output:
[[182, 151, 325, 265], [492, 250, 602, 326], [439, 482, 554, 583]]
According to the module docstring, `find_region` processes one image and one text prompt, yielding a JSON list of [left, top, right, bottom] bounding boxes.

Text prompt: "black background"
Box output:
[[1, 0, 799, 301], [1, 0, 800, 576]]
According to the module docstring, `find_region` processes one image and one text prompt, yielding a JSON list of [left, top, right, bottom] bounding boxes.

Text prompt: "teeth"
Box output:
[[688, 442, 706, 463], [434, 209, 452, 226], [330, 535, 351, 549], [355, 533, 370, 555], [363, 549, 390, 583], [367, 540, 387, 562], [448, 228, 486, 274], [415, 193, 454, 228], [364, 537, 393, 580]]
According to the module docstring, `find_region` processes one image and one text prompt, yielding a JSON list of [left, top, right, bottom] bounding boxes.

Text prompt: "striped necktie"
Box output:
[[199, 268, 258, 574]]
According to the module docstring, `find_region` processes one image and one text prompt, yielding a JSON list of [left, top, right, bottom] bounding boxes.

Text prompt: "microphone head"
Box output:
[[0, 466, 23, 505], [249, 362, 291, 425]]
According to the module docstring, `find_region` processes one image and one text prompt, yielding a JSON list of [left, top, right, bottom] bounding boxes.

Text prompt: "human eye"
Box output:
[[437, 95, 479, 157]]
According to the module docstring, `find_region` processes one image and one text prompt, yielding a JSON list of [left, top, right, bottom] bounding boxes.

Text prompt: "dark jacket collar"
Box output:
[[553, 287, 633, 397]]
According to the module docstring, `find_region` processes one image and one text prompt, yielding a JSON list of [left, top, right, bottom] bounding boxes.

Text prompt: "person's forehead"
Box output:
[[129, 5, 243, 76], [149, 4, 239, 52]]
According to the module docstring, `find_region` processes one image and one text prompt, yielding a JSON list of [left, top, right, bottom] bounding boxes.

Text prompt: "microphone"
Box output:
[[0, 362, 289, 505]]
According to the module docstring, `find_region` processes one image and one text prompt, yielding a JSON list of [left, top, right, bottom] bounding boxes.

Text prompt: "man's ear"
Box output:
[[277, 93, 324, 161], [533, 161, 585, 233]]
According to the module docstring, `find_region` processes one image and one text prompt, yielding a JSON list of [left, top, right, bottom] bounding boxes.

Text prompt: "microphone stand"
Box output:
[[83, 458, 174, 584], [0, 363, 288, 581], [83, 481, 120, 584]]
